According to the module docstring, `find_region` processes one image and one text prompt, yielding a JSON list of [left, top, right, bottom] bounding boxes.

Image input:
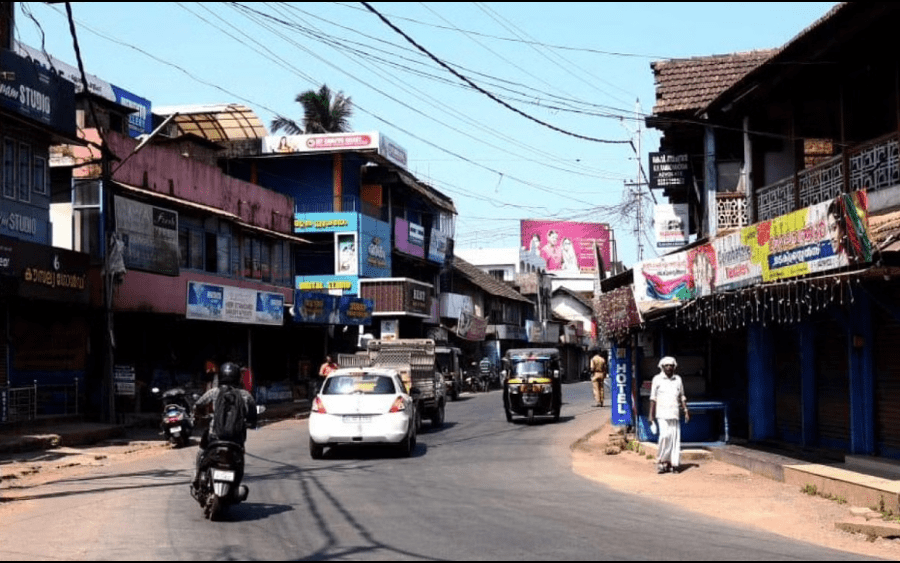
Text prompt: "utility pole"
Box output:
[[622, 100, 655, 264]]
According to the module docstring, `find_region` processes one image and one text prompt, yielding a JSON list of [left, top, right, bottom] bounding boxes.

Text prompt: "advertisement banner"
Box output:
[[457, 311, 487, 341], [114, 195, 179, 276], [632, 190, 873, 311], [360, 216, 391, 278], [292, 292, 373, 325], [335, 233, 358, 275], [186, 282, 284, 326], [0, 49, 75, 135], [610, 344, 633, 426], [428, 229, 448, 264], [262, 131, 408, 168], [520, 220, 610, 273], [655, 203, 689, 248]]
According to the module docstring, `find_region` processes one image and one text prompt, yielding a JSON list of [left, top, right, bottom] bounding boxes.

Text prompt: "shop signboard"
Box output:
[[293, 212, 357, 234], [0, 49, 75, 135], [610, 344, 633, 426], [114, 195, 179, 276], [295, 275, 358, 295], [186, 281, 284, 326], [0, 235, 89, 304], [649, 152, 691, 191], [292, 292, 373, 325], [394, 217, 425, 259]]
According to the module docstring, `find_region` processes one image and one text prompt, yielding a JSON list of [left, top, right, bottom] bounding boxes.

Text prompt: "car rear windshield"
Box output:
[[322, 374, 397, 395]]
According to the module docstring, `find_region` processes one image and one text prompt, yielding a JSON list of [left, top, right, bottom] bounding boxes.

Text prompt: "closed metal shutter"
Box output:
[[815, 317, 849, 448], [773, 325, 802, 443], [873, 286, 900, 457]]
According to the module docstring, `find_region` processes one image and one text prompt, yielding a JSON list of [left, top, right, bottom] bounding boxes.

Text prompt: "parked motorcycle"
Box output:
[[151, 387, 196, 448], [465, 363, 490, 393]]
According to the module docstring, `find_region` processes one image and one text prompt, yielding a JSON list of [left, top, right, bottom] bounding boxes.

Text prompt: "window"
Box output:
[[33, 156, 48, 195], [2, 139, 14, 199], [18, 143, 31, 202], [180, 218, 231, 275]]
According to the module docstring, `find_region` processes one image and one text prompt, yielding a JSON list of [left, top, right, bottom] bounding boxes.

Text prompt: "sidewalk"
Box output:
[[0, 399, 310, 455], [584, 423, 900, 541]]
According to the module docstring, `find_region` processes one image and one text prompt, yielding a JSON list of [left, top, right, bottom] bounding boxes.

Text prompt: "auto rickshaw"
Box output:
[[501, 348, 562, 424]]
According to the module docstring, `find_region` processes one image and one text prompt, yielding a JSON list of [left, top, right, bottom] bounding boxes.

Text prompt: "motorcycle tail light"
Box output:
[[312, 396, 326, 414], [389, 396, 406, 413]]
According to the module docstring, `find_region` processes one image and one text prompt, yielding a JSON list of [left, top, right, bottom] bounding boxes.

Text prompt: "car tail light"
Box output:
[[312, 397, 326, 414], [389, 396, 406, 413]]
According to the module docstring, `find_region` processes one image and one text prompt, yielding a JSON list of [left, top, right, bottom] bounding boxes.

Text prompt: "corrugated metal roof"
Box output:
[[155, 103, 268, 142]]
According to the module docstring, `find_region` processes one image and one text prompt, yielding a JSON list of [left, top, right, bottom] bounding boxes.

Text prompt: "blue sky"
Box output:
[[14, 2, 838, 267]]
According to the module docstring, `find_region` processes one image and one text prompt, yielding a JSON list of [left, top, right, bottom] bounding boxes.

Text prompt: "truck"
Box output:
[[339, 338, 446, 429], [435, 345, 464, 400]]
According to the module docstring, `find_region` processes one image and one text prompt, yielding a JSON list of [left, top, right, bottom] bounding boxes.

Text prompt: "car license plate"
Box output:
[[343, 415, 373, 423], [171, 426, 181, 435], [212, 469, 235, 482], [522, 394, 539, 406]]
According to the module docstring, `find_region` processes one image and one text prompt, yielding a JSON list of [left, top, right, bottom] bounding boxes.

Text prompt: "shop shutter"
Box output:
[[772, 325, 802, 443], [814, 317, 849, 448], [873, 286, 900, 457]]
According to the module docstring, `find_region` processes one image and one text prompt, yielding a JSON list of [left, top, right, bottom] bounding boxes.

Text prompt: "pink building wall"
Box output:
[[75, 130, 294, 232]]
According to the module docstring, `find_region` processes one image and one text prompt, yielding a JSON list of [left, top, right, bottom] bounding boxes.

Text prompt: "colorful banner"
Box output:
[[521, 220, 610, 273], [633, 190, 872, 309]]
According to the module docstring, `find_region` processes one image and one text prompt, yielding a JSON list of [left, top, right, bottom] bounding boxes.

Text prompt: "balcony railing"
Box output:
[[716, 192, 748, 230], [756, 133, 900, 222], [294, 196, 387, 221]]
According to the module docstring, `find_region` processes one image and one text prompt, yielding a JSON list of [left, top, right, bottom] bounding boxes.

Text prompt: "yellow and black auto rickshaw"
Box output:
[[501, 348, 561, 424]]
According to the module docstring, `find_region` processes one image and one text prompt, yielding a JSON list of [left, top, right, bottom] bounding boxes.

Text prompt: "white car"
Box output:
[[308, 368, 417, 458]]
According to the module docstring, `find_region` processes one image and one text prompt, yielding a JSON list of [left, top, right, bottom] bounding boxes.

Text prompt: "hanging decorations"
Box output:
[[671, 273, 864, 333]]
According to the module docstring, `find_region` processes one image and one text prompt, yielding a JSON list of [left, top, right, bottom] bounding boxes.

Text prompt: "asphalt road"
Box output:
[[0, 382, 875, 560]]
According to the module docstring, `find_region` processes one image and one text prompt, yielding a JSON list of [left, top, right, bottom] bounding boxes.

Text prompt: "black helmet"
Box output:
[[220, 362, 241, 385]]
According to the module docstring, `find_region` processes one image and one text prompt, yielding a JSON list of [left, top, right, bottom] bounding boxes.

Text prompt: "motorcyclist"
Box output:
[[190, 361, 258, 496]]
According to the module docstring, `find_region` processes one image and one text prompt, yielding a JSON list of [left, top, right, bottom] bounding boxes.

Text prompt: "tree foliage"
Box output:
[[271, 84, 353, 135]]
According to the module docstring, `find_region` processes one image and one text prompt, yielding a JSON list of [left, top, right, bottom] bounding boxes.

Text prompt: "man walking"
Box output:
[[589, 350, 608, 407], [649, 356, 690, 473]]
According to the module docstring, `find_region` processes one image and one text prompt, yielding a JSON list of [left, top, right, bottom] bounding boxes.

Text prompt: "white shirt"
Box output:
[[650, 372, 685, 420]]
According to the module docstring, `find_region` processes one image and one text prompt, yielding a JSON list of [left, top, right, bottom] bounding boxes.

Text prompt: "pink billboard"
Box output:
[[521, 220, 611, 273]]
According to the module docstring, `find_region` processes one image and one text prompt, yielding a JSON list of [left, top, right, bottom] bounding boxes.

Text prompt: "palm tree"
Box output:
[[270, 85, 353, 135]]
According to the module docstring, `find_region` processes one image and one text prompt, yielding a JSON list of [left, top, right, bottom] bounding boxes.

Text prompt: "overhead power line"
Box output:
[[360, 2, 632, 146]]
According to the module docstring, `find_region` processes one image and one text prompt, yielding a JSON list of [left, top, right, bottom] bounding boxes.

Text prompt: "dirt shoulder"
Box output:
[[572, 422, 900, 559]]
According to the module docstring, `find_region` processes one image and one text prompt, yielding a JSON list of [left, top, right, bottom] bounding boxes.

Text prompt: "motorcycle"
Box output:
[[191, 404, 265, 521], [192, 439, 248, 521], [151, 387, 196, 448], [465, 363, 490, 393]]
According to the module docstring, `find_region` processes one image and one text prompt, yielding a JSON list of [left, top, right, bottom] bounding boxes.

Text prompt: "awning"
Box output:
[[112, 181, 309, 244]]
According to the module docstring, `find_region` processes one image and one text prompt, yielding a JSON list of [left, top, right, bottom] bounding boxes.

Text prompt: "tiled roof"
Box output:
[[452, 257, 532, 304], [650, 50, 775, 116]]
